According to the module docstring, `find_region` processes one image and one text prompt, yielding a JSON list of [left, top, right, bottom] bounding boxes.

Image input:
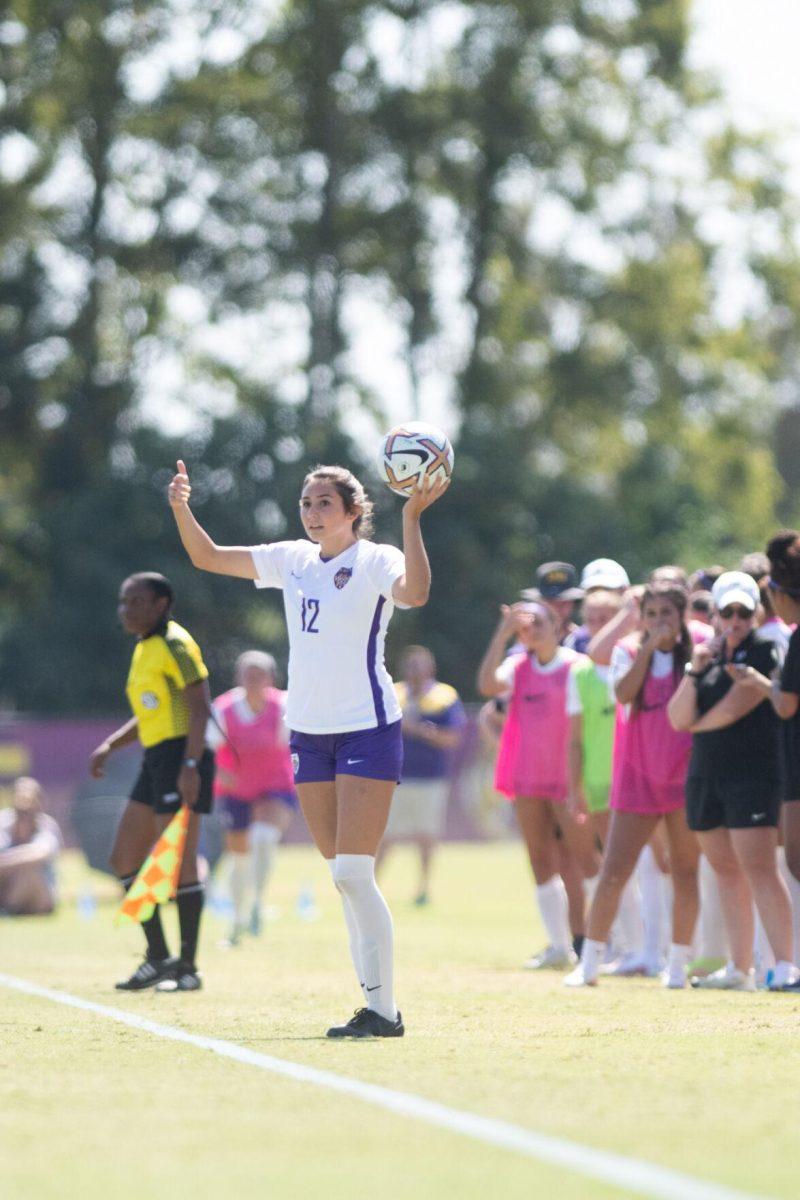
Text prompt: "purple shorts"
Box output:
[[290, 721, 403, 785], [220, 792, 298, 832]]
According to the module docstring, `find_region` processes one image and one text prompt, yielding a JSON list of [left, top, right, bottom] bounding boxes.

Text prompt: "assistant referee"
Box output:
[[89, 572, 214, 992]]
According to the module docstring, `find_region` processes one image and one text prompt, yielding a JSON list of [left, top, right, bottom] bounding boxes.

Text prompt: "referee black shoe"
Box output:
[[156, 960, 203, 992], [326, 1007, 404, 1039], [115, 956, 178, 991]]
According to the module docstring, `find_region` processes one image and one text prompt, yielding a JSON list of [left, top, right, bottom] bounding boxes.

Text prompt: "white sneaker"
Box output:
[[692, 963, 756, 992], [564, 963, 598, 987], [661, 967, 687, 990], [600, 951, 660, 978], [523, 945, 578, 970]]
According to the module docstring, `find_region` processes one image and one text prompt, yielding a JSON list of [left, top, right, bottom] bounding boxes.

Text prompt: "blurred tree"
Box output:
[[3, 0, 800, 711]]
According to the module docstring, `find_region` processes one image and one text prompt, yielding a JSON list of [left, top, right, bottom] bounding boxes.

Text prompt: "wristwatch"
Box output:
[[183, 757, 199, 769]]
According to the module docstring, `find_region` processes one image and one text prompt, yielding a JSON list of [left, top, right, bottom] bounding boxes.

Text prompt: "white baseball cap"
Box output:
[[580, 558, 630, 591], [711, 571, 760, 613]]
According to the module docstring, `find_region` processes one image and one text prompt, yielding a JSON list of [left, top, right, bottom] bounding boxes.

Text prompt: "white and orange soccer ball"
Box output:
[[378, 421, 454, 497]]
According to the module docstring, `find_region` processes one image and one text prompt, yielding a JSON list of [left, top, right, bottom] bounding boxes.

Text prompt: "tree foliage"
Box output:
[[2, 0, 800, 709]]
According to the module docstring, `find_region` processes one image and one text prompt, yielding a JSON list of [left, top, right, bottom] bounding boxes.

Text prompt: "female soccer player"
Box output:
[[565, 581, 700, 988], [478, 599, 600, 969], [168, 459, 448, 1036], [90, 573, 214, 992], [209, 650, 296, 945]]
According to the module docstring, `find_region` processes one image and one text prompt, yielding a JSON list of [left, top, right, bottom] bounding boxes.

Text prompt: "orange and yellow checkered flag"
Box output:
[[116, 806, 189, 926]]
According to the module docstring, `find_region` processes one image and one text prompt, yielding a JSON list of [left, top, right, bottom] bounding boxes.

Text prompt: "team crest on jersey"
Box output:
[[334, 567, 353, 589], [140, 691, 160, 709], [291, 753, 300, 776]]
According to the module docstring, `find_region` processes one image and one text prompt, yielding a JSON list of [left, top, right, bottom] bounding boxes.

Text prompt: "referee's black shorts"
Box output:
[[130, 737, 215, 816], [686, 774, 781, 832]]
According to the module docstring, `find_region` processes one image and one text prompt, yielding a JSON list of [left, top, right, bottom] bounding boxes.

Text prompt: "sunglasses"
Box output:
[[767, 578, 800, 599], [718, 605, 754, 620]]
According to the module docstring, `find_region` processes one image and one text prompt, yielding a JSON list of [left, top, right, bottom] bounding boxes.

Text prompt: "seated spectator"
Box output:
[[0, 778, 62, 916]]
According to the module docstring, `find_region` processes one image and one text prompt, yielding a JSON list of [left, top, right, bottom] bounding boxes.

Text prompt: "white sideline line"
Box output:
[[0, 973, 765, 1200]]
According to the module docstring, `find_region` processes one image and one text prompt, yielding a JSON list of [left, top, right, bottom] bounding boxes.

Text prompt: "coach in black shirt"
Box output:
[[669, 572, 798, 991]]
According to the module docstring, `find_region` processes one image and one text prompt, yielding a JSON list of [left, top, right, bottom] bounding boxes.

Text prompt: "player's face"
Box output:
[[582, 601, 619, 638], [402, 651, 434, 686], [117, 581, 166, 636], [299, 482, 357, 543], [239, 666, 273, 692], [641, 598, 682, 649]]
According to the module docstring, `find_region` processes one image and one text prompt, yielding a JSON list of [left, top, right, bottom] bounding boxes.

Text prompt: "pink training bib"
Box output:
[[610, 643, 690, 815], [495, 650, 580, 801], [213, 687, 295, 800]]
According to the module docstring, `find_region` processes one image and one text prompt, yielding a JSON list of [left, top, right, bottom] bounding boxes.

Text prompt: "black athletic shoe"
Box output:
[[155, 961, 203, 992], [115, 957, 178, 991], [326, 1007, 404, 1039]]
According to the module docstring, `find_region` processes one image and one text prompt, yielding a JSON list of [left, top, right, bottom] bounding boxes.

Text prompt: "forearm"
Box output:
[[667, 678, 699, 731], [477, 628, 511, 697], [184, 683, 210, 760], [567, 738, 583, 796], [614, 647, 653, 704], [172, 503, 222, 572], [106, 717, 139, 752], [0, 842, 50, 871], [588, 608, 637, 665], [399, 510, 431, 606]]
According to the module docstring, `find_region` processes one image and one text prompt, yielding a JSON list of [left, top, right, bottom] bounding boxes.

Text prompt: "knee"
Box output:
[[784, 847, 800, 883], [332, 856, 374, 897]]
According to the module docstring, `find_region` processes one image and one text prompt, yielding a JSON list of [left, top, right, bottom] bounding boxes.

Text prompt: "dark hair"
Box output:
[[125, 572, 174, 608], [739, 552, 770, 581], [303, 465, 374, 539], [689, 565, 725, 592], [632, 582, 691, 713], [767, 530, 800, 594]]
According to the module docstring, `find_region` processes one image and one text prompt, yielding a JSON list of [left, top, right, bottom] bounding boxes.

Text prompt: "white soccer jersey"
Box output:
[[250, 539, 407, 734]]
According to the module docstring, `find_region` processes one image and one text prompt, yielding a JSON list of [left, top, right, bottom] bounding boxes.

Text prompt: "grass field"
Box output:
[[1, 841, 798, 1200]]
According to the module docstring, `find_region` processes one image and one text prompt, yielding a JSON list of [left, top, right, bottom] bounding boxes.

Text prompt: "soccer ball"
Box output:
[[378, 422, 454, 497]]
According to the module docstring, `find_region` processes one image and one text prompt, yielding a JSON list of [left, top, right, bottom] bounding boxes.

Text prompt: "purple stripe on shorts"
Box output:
[[367, 596, 387, 726]]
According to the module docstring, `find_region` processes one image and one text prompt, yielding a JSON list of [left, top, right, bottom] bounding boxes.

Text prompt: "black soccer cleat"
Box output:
[[326, 1007, 404, 1039], [115, 956, 178, 991], [155, 960, 203, 992]]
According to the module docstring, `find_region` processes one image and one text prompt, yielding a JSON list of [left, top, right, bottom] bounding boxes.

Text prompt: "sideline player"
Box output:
[[168, 458, 448, 1037], [89, 573, 214, 992], [209, 650, 296, 944], [376, 645, 465, 905], [0, 777, 61, 915]]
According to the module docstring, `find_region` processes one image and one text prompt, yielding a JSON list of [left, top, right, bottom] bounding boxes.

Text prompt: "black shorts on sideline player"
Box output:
[[686, 774, 781, 832], [130, 737, 215, 815]]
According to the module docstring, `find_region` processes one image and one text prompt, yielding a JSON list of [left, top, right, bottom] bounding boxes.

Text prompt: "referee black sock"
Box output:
[[176, 881, 204, 970], [120, 872, 170, 962]]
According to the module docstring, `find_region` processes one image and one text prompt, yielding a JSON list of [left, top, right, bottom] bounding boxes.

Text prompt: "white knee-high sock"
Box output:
[[228, 852, 251, 929], [614, 877, 644, 955], [698, 854, 728, 959], [250, 822, 282, 914], [778, 848, 800, 965], [332, 854, 397, 1019], [535, 876, 572, 953], [638, 846, 667, 968], [327, 859, 367, 1002]]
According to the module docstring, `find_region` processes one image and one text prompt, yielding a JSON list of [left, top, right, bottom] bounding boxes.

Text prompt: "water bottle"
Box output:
[[296, 882, 319, 922], [77, 888, 97, 920]]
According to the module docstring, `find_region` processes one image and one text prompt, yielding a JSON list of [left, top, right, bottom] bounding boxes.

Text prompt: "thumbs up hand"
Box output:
[[168, 459, 191, 508]]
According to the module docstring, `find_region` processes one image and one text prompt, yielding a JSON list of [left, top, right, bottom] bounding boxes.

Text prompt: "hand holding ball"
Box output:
[[378, 422, 454, 497]]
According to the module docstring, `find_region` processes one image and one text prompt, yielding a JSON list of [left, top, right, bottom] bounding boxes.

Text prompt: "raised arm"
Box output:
[[723, 663, 800, 721], [168, 460, 258, 579], [477, 605, 525, 697], [588, 587, 642, 665], [391, 476, 450, 608]]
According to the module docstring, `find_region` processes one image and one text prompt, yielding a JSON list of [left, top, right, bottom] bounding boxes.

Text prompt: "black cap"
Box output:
[[534, 561, 584, 601]]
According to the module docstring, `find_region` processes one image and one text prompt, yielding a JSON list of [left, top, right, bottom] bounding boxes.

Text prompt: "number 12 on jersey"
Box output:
[[301, 597, 320, 633]]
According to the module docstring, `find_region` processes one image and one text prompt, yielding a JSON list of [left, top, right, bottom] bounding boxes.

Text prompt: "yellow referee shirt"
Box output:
[[126, 620, 209, 748]]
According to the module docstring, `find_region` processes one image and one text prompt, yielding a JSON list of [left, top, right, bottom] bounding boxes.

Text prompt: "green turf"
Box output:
[[0, 843, 796, 1199]]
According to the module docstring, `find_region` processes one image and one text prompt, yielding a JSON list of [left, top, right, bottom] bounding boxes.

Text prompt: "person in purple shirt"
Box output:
[[377, 646, 466, 904]]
